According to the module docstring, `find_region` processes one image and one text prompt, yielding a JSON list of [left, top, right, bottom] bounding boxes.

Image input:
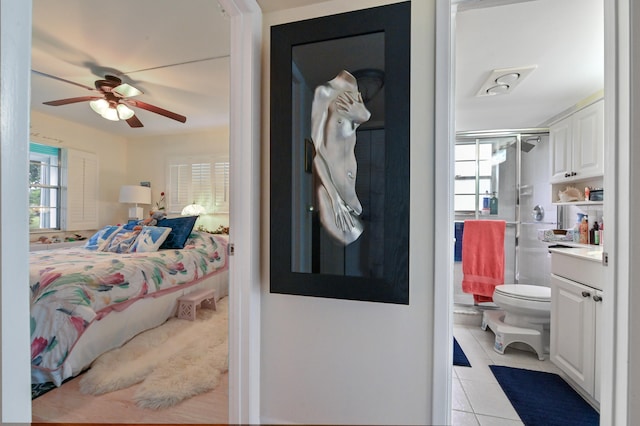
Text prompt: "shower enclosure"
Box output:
[[453, 129, 555, 306]]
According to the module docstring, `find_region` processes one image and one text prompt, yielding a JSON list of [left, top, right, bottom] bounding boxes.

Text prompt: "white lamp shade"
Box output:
[[116, 104, 135, 120], [101, 107, 119, 121], [119, 185, 151, 205], [181, 203, 206, 216], [90, 99, 109, 114]]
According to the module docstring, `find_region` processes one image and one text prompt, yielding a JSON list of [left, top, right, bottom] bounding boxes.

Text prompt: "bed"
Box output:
[[30, 226, 228, 387]]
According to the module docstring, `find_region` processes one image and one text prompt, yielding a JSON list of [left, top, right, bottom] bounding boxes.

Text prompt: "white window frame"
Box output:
[[29, 142, 61, 231]]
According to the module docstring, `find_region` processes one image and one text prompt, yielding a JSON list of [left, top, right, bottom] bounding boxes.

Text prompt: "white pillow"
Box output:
[[102, 228, 140, 253], [129, 226, 172, 253]]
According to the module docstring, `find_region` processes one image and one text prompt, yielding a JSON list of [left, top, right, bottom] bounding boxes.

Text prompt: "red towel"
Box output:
[[461, 220, 506, 303]]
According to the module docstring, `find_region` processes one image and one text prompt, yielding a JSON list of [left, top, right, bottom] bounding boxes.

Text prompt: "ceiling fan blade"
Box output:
[[32, 70, 98, 92], [126, 115, 144, 128], [124, 99, 187, 123], [43, 96, 103, 106]]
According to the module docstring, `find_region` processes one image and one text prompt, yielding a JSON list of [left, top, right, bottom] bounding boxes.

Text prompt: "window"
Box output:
[[454, 142, 492, 212], [29, 143, 98, 232], [29, 143, 61, 230], [167, 156, 229, 214]]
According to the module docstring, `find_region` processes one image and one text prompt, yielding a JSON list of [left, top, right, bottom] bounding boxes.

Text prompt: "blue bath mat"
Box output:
[[490, 365, 599, 426], [453, 337, 471, 367]]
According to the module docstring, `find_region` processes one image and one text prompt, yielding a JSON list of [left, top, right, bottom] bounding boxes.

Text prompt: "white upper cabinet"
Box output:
[[549, 99, 604, 183]]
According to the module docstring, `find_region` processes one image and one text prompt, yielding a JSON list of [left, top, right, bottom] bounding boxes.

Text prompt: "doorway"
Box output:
[[447, 0, 605, 423]]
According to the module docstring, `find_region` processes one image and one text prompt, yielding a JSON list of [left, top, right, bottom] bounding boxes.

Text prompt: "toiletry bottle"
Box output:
[[590, 221, 600, 245], [579, 216, 589, 244], [482, 191, 490, 215], [490, 192, 498, 215], [585, 186, 590, 201]]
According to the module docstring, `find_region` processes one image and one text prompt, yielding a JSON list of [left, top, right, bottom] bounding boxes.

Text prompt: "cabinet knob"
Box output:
[[565, 172, 571, 178], [582, 291, 591, 298], [593, 295, 603, 302]]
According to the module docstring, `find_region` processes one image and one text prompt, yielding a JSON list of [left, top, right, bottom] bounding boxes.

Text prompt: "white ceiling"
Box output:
[[31, 0, 231, 137], [31, 0, 603, 137], [455, 0, 604, 131]]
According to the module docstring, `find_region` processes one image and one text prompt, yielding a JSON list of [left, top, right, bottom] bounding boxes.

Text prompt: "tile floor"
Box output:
[[452, 321, 563, 425]]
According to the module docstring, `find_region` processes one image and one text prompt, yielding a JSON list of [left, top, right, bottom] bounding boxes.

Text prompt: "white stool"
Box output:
[[176, 288, 216, 321], [482, 310, 546, 360]]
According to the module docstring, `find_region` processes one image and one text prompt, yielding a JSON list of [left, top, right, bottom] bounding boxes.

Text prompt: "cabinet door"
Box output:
[[550, 274, 596, 395], [549, 116, 573, 183], [572, 99, 604, 180]]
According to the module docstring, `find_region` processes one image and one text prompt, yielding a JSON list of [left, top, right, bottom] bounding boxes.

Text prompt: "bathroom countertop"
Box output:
[[549, 246, 603, 263]]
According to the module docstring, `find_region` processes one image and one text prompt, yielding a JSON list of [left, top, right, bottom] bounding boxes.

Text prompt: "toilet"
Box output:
[[481, 284, 551, 360]]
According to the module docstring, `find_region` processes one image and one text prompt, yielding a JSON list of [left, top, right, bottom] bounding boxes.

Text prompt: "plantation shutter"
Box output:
[[191, 162, 213, 211], [63, 149, 98, 230], [167, 163, 190, 214], [213, 160, 230, 213], [167, 156, 228, 215]]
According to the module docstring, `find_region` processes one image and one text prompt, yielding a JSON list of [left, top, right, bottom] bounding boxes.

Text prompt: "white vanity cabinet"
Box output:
[[550, 247, 604, 405], [549, 99, 604, 184]]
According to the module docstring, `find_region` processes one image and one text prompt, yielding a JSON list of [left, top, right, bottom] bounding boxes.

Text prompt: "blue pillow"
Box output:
[[156, 216, 198, 249], [84, 225, 122, 251], [123, 219, 142, 230]]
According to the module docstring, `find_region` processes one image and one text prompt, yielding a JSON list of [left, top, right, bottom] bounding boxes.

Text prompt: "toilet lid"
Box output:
[[494, 284, 551, 302]]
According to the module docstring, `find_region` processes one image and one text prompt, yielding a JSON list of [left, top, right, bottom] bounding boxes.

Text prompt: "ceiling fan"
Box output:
[[33, 70, 187, 128]]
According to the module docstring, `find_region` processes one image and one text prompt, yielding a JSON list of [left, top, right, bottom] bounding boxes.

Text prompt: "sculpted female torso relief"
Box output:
[[311, 70, 371, 245]]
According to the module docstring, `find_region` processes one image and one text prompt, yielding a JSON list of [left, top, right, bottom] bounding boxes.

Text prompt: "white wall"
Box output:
[[126, 128, 230, 231], [30, 111, 231, 231], [260, 1, 436, 424], [30, 110, 128, 227]]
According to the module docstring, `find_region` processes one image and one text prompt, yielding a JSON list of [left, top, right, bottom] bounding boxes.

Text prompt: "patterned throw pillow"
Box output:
[[102, 228, 140, 253], [129, 226, 172, 253], [156, 216, 198, 249], [84, 225, 123, 251]]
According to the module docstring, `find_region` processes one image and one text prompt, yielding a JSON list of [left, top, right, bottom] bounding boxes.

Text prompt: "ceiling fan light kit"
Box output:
[[89, 98, 134, 121], [35, 70, 187, 128]]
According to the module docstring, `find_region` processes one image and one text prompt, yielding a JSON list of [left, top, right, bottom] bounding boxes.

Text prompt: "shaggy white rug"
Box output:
[[79, 296, 228, 409]]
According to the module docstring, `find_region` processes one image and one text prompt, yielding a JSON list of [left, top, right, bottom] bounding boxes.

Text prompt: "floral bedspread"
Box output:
[[30, 232, 227, 381]]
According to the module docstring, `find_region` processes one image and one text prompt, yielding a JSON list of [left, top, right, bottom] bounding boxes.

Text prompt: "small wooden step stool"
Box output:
[[176, 288, 217, 320]]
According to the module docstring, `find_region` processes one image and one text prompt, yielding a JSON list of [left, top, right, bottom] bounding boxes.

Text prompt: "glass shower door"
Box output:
[[453, 135, 519, 305]]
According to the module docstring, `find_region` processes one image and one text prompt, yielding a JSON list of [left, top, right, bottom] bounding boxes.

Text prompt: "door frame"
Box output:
[[433, 0, 631, 425], [0, 0, 263, 422], [220, 0, 262, 423]]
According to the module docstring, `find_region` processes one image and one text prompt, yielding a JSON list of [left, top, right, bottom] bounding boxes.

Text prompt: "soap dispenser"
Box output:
[[490, 192, 498, 215]]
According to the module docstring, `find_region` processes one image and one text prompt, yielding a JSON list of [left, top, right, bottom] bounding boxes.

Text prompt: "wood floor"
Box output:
[[31, 371, 228, 424]]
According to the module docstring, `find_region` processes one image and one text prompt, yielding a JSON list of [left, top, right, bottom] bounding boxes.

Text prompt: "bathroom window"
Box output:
[[454, 142, 492, 212]]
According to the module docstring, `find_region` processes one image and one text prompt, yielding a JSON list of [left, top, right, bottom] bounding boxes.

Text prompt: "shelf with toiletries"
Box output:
[[551, 201, 604, 247], [552, 200, 603, 206], [552, 178, 603, 205]]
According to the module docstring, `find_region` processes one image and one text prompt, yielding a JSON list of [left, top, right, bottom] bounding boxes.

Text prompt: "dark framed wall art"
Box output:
[[270, 2, 410, 304]]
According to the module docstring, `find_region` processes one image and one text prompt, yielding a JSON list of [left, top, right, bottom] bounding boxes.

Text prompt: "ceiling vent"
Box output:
[[476, 65, 537, 97]]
